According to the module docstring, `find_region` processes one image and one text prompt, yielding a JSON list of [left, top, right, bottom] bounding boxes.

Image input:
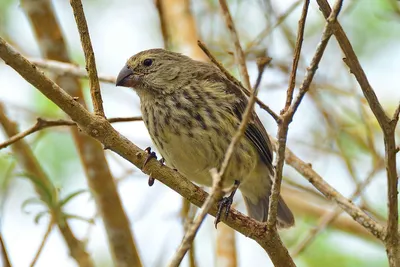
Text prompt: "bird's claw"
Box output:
[[143, 147, 157, 169], [214, 180, 240, 228], [214, 196, 234, 228], [148, 176, 155, 186], [144, 150, 166, 187]]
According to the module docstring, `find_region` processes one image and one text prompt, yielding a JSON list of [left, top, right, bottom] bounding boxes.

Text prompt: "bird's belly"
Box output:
[[152, 128, 258, 189], [158, 131, 217, 186]]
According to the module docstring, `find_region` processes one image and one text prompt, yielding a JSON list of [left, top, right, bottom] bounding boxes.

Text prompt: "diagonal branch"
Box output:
[[218, 0, 251, 91], [70, 0, 104, 117], [292, 164, 383, 256], [0, 116, 142, 150], [266, 0, 343, 229], [283, 0, 310, 112], [275, 136, 386, 241], [316, 1, 399, 265], [0, 233, 11, 267]]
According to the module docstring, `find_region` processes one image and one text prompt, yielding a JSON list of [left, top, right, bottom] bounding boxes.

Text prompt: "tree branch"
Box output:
[[283, 0, 310, 112], [0, 116, 142, 150], [292, 164, 382, 256], [273, 136, 386, 241], [266, 0, 343, 229], [316, 0, 399, 265], [0, 233, 11, 267], [30, 58, 115, 84], [30, 219, 54, 267], [70, 0, 104, 117], [218, 0, 251, 90]]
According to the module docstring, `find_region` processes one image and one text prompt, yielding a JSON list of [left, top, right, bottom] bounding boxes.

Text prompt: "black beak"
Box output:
[[116, 65, 134, 87]]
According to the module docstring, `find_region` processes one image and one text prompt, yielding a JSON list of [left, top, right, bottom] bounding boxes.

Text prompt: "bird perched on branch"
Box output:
[[116, 49, 294, 228]]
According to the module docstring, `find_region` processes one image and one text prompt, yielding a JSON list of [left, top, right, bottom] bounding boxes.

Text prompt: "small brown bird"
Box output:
[[116, 49, 294, 228]]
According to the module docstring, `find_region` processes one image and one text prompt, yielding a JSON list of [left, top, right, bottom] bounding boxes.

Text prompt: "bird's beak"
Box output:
[[116, 65, 134, 87]]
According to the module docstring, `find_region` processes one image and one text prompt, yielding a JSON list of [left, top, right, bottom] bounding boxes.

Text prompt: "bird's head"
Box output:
[[116, 49, 194, 96]]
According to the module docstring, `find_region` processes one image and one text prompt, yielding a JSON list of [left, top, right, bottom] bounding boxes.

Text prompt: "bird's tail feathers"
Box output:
[[243, 194, 295, 228]]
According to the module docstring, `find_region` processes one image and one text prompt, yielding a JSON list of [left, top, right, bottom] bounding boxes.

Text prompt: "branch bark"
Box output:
[[70, 0, 104, 117]]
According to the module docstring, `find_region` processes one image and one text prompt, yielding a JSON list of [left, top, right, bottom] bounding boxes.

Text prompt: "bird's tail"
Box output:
[[243, 194, 295, 228]]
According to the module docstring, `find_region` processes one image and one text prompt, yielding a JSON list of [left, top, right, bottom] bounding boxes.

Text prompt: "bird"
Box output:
[[116, 49, 295, 228]]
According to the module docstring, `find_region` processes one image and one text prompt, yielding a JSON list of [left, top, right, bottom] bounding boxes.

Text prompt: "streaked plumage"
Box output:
[[116, 49, 294, 228]]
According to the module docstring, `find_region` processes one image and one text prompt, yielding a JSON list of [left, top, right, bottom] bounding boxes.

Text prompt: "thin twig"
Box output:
[[392, 101, 400, 124], [197, 40, 281, 123], [218, 0, 251, 90], [0, 233, 11, 267], [292, 165, 382, 257], [70, 0, 104, 117], [30, 58, 115, 84], [29, 220, 54, 267], [167, 169, 224, 267], [168, 58, 269, 267], [0, 116, 142, 150], [277, 137, 386, 240], [245, 0, 302, 53], [316, 0, 399, 264], [283, 0, 310, 112], [266, 0, 343, 229]]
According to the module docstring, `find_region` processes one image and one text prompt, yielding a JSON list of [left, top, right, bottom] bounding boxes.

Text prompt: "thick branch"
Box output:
[[0, 116, 142, 150]]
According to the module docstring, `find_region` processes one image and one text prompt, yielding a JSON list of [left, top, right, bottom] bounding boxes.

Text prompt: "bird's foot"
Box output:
[[214, 180, 240, 228], [143, 147, 157, 168]]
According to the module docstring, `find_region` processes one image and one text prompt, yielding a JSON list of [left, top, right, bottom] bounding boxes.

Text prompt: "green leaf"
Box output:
[[15, 172, 56, 207], [34, 210, 50, 224], [21, 197, 46, 214], [58, 189, 89, 208]]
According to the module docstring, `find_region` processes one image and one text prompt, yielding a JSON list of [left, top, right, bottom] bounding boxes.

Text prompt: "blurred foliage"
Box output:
[[33, 130, 80, 187], [342, 0, 400, 58], [300, 231, 386, 267], [0, 0, 13, 36], [32, 89, 64, 118]]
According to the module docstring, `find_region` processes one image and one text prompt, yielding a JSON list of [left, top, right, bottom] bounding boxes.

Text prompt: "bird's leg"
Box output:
[[143, 147, 165, 187], [214, 180, 240, 228], [143, 147, 157, 168]]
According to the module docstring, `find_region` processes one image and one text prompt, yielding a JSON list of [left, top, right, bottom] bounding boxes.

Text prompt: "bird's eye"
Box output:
[[143, 59, 153, 67]]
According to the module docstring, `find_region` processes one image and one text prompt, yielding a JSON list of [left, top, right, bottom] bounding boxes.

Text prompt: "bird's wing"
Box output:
[[233, 98, 274, 167], [199, 63, 274, 167]]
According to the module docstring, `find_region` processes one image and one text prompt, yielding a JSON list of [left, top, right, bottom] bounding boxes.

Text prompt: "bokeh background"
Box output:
[[0, 0, 400, 266]]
